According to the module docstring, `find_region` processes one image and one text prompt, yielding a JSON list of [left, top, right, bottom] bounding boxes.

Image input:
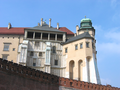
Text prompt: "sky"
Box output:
[[0, 0, 120, 88]]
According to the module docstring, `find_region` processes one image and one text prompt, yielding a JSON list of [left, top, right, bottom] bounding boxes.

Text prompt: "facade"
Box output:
[[0, 18, 101, 84]]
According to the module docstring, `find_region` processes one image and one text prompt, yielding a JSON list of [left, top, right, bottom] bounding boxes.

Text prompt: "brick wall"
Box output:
[[0, 58, 120, 90]]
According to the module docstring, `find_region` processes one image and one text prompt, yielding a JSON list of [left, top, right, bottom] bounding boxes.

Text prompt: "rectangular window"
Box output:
[[53, 46, 56, 53], [80, 43, 83, 49], [86, 42, 89, 48], [39, 52, 42, 56], [13, 48, 15, 51], [42, 33, 48, 40], [30, 52, 34, 56], [65, 48, 68, 53], [33, 59, 36, 66], [35, 32, 41, 39], [2, 54, 8, 60], [3, 43, 10, 51], [92, 43, 94, 49], [57, 34, 63, 41], [50, 34, 55, 40], [75, 44, 78, 50], [54, 60, 58, 65], [27, 32, 34, 38]]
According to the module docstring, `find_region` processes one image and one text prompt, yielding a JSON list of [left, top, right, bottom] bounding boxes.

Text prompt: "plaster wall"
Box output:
[[0, 35, 23, 63]]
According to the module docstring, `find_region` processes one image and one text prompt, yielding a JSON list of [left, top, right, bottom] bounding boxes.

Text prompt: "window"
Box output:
[[86, 42, 89, 48], [2, 54, 8, 60], [30, 52, 34, 56], [33, 59, 36, 66], [75, 44, 78, 50], [27, 32, 33, 38], [3, 43, 10, 51], [80, 43, 83, 49], [92, 43, 94, 49], [65, 48, 68, 53], [39, 52, 42, 56], [13, 48, 15, 51], [54, 60, 58, 65], [53, 46, 56, 53]]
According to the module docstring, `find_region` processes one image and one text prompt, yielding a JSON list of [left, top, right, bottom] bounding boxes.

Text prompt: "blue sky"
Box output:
[[0, 0, 120, 88]]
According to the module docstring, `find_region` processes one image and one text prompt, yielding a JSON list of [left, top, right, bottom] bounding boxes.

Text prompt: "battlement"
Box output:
[[0, 58, 120, 90]]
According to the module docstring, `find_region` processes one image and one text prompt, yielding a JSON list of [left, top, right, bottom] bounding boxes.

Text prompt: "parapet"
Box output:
[[0, 58, 120, 90]]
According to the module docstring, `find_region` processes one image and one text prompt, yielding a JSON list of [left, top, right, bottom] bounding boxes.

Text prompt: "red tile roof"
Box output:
[[0, 27, 25, 35], [0, 27, 74, 35], [55, 27, 74, 35]]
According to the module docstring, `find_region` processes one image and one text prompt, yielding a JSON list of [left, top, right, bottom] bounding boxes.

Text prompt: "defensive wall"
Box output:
[[0, 58, 120, 90]]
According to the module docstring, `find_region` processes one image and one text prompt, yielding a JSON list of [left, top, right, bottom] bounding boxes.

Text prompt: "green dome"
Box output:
[[80, 18, 92, 29], [81, 18, 91, 22]]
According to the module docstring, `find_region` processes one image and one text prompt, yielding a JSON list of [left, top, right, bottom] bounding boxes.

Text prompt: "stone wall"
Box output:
[[0, 58, 119, 90]]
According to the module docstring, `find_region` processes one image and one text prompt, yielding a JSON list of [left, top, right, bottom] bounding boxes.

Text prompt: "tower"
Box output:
[[63, 17, 101, 84]]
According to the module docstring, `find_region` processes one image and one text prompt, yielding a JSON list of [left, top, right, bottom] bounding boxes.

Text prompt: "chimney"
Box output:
[[8, 23, 11, 29], [38, 23, 40, 26], [49, 18, 51, 27], [74, 33, 77, 36], [41, 18, 43, 26], [76, 25, 79, 35], [57, 23, 59, 29]]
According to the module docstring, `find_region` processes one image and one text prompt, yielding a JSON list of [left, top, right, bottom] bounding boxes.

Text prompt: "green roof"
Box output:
[[81, 18, 91, 22]]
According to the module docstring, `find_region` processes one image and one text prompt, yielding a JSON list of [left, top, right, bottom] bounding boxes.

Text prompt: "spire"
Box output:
[[85, 16, 86, 18]]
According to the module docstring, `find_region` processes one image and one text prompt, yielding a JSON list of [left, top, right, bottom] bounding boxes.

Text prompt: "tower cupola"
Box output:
[[80, 17, 92, 29]]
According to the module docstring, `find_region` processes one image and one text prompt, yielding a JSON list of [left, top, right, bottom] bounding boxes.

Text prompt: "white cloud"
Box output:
[[101, 78, 111, 85]]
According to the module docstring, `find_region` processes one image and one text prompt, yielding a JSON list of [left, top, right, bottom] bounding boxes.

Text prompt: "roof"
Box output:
[[62, 32, 93, 45], [26, 23, 65, 33], [81, 18, 92, 22], [0, 27, 25, 35], [56, 27, 74, 35]]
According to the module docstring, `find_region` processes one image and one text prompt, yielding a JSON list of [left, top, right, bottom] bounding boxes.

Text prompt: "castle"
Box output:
[[0, 17, 101, 84]]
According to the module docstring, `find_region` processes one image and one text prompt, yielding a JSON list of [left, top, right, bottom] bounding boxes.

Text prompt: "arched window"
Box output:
[[78, 60, 83, 81], [69, 60, 74, 79], [53, 46, 56, 53]]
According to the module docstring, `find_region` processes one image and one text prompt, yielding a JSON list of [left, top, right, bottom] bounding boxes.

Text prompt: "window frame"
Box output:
[[3, 43, 10, 51], [30, 52, 34, 56], [65, 47, 68, 53], [53, 46, 56, 53], [54, 60, 58, 65], [13, 48, 15, 51], [75, 44, 78, 50], [80, 43, 83, 49], [86, 42, 89, 48], [39, 52, 42, 56]]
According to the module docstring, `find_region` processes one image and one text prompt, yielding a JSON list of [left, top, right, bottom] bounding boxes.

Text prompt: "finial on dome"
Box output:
[[45, 19, 46, 23]]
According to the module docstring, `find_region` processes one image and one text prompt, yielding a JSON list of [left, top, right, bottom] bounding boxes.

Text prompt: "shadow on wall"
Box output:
[[0, 58, 59, 90]]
